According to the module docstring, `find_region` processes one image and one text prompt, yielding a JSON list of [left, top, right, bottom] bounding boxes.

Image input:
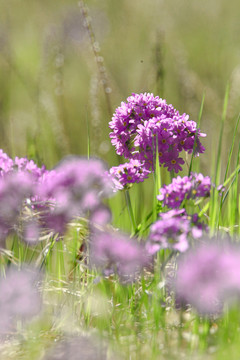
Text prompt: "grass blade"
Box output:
[[188, 92, 205, 176], [209, 83, 229, 231]]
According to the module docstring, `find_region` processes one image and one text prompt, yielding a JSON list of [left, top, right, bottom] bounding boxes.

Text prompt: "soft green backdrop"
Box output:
[[0, 0, 239, 170]]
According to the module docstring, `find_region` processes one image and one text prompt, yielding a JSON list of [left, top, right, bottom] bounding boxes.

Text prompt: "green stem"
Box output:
[[125, 189, 137, 234], [188, 92, 205, 176], [40, 234, 57, 270]]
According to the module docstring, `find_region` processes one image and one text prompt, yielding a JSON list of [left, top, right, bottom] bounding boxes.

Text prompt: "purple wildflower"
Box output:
[[14, 156, 47, 181], [90, 205, 112, 226], [174, 241, 240, 315], [0, 172, 34, 242], [0, 266, 42, 335], [190, 213, 207, 238], [90, 229, 149, 282], [23, 219, 40, 244], [109, 93, 205, 173], [0, 149, 47, 181], [0, 149, 14, 176], [146, 209, 205, 255], [37, 157, 113, 234], [109, 159, 151, 191], [157, 173, 211, 209]]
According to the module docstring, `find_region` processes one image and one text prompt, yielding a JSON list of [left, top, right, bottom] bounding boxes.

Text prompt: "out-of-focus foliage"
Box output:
[[0, 0, 239, 172]]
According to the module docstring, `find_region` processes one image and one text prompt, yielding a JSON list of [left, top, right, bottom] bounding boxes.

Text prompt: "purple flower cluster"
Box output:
[[146, 209, 205, 254], [109, 93, 205, 173], [0, 150, 114, 244], [149, 172, 211, 254], [0, 172, 34, 242], [175, 241, 240, 315], [0, 149, 47, 180], [90, 229, 149, 282], [109, 159, 151, 191], [0, 150, 49, 243], [0, 266, 42, 336], [14, 156, 47, 181], [0, 149, 14, 175], [158, 173, 211, 208], [36, 156, 113, 234]]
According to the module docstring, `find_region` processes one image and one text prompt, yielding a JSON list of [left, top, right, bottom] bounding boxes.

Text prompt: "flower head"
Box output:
[[0, 172, 34, 241], [0, 149, 47, 181], [157, 173, 211, 209], [14, 156, 47, 181], [37, 156, 113, 234], [0, 266, 42, 335], [90, 229, 149, 282], [0, 149, 14, 176], [146, 209, 206, 255], [109, 93, 205, 173], [109, 159, 150, 191], [174, 241, 240, 315]]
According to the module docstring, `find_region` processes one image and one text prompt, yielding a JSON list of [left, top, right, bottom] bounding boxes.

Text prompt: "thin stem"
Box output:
[[209, 84, 229, 232], [188, 91, 205, 176], [86, 108, 90, 159], [78, 0, 113, 118], [124, 189, 137, 234], [40, 235, 57, 270]]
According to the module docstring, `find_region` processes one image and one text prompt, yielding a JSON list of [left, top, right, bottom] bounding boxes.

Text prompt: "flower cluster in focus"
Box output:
[[109, 159, 151, 191], [158, 173, 211, 208], [109, 93, 205, 175]]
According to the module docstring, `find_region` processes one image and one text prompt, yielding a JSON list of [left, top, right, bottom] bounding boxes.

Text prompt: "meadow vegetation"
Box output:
[[0, 1, 240, 359]]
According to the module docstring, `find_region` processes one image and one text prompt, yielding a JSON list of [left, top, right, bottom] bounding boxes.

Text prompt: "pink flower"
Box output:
[[174, 241, 240, 314]]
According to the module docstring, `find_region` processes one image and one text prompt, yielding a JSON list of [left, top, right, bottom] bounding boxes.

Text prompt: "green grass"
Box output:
[[0, 0, 240, 359], [0, 119, 239, 359]]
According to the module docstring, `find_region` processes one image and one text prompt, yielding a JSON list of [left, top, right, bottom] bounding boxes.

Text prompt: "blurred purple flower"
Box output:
[[146, 209, 206, 255], [174, 241, 240, 315], [90, 229, 149, 282], [14, 156, 47, 181], [0, 149, 14, 176], [36, 156, 113, 234], [23, 219, 40, 244], [0, 149, 47, 181], [109, 93, 205, 173], [90, 205, 112, 226], [0, 172, 34, 242], [0, 266, 42, 335]]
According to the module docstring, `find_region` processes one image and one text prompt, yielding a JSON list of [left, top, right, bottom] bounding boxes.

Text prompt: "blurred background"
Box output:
[[0, 0, 240, 172]]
